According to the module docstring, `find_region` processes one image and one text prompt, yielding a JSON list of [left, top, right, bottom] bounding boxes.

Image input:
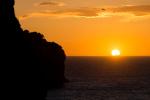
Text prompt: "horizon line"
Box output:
[[67, 55, 150, 57]]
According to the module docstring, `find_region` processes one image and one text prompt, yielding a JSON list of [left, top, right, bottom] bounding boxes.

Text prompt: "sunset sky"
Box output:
[[15, 0, 150, 56]]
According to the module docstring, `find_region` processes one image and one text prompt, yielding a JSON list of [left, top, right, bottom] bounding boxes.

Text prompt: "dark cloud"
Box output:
[[37, 1, 64, 7]]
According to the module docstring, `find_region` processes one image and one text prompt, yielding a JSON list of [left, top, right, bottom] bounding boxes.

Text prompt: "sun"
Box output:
[[112, 49, 120, 56]]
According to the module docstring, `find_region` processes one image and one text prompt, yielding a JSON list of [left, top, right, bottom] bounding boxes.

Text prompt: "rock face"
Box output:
[[0, 0, 66, 99]]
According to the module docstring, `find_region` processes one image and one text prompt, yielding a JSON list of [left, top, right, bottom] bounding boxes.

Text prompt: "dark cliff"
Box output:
[[0, 0, 66, 100]]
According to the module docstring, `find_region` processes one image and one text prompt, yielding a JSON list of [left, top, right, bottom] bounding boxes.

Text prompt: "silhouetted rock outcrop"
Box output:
[[1, 0, 66, 100]]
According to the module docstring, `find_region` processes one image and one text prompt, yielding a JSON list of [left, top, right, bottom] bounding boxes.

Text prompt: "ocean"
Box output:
[[47, 56, 150, 100]]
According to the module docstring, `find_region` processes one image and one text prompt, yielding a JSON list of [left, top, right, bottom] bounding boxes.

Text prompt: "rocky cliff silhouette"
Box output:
[[0, 0, 67, 100]]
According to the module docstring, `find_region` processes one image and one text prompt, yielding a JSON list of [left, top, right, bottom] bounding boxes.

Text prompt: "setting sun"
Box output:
[[112, 49, 120, 56]]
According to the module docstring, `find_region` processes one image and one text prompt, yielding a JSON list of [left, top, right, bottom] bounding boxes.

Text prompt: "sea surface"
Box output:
[[47, 56, 150, 100]]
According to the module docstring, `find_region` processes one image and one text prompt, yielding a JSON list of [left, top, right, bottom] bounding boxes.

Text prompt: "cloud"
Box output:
[[35, 1, 65, 7], [108, 5, 150, 16], [19, 7, 106, 19], [20, 5, 150, 20]]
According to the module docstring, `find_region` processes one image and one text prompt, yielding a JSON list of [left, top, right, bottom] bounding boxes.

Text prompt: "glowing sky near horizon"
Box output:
[[15, 0, 150, 56]]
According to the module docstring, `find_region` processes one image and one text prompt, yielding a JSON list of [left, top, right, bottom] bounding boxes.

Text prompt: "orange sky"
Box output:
[[15, 0, 150, 56]]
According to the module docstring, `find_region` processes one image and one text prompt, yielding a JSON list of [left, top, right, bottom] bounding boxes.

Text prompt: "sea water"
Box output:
[[47, 56, 150, 100]]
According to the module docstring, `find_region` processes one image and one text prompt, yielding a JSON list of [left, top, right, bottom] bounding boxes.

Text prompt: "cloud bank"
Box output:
[[20, 5, 150, 19]]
